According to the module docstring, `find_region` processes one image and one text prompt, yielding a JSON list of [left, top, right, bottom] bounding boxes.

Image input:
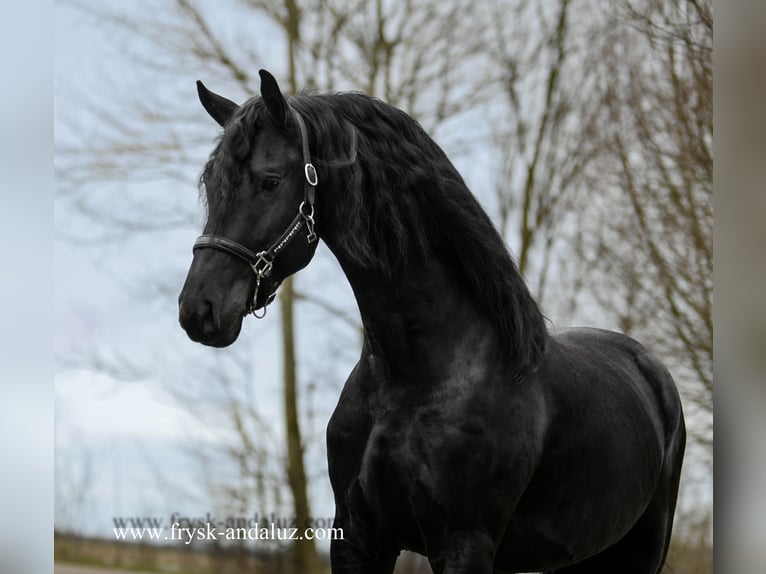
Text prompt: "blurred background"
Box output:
[[52, 0, 714, 572]]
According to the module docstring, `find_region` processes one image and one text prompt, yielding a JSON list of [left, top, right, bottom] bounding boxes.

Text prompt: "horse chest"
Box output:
[[329, 380, 509, 552], [354, 413, 468, 551]]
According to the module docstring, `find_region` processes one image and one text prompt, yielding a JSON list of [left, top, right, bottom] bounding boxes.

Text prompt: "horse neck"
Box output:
[[325, 239, 497, 383]]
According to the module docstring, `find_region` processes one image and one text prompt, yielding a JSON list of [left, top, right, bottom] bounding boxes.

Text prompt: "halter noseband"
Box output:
[[193, 106, 318, 318]]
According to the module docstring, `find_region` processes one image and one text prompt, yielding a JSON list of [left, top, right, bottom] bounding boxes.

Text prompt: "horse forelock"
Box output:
[[198, 99, 272, 226]]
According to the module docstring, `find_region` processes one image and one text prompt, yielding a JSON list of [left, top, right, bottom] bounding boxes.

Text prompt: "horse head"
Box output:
[[178, 70, 319, 347]]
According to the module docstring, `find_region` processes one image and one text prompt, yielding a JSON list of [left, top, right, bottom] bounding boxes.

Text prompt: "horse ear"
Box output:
[[259, 69, 288, 127], [196, 81, 238, 127]]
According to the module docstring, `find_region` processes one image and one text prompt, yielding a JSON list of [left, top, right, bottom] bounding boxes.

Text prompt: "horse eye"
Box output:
[[261, 177, 281, 192]]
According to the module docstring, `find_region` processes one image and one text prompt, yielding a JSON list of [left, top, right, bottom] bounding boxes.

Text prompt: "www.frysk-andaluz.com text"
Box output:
[[112, 512, 344, 544]]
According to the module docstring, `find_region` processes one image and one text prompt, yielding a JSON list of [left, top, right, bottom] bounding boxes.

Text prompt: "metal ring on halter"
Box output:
[[305, 163, 319, 186], [251, 276, 276, 319]]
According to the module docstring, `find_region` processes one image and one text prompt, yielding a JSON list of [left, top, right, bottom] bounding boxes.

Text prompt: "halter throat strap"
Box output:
[[193, 104, 318, 317]]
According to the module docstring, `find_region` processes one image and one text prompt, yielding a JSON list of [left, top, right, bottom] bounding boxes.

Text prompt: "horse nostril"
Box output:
[[200, 299, 218, 335], [179, 297, 219, 339]]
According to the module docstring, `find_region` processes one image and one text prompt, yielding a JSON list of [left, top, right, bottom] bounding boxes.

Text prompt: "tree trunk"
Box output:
[[281, 4, 320, 568], [279, 276, 320, 571]]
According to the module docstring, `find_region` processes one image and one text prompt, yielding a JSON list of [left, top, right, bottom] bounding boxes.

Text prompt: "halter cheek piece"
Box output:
[[193, 106, 318, 319]]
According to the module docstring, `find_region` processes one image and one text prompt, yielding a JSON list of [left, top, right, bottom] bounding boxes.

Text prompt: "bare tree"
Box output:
[[54, 429, 96, 536], [578, 0, 712, 459], [486, 0, 606, 316]]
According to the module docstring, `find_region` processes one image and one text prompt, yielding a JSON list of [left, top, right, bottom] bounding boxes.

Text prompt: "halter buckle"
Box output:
[[251, 252, 273, 278]]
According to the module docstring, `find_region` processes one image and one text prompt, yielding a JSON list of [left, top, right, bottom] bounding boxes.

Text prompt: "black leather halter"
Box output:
[[193, 106, 318, 318]]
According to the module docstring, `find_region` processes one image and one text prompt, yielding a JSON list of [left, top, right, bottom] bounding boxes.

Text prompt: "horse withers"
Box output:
[[178, 70, 685, 574]]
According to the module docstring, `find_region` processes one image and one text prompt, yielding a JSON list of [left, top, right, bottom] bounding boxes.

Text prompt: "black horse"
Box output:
[[179, 70, 685, 574]]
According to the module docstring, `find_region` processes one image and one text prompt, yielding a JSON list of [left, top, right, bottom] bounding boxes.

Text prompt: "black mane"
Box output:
[[210, 92, 547, 379]]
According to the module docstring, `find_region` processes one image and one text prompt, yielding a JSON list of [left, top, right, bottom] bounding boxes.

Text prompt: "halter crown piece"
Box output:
[[193, 105, 318, 318]]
